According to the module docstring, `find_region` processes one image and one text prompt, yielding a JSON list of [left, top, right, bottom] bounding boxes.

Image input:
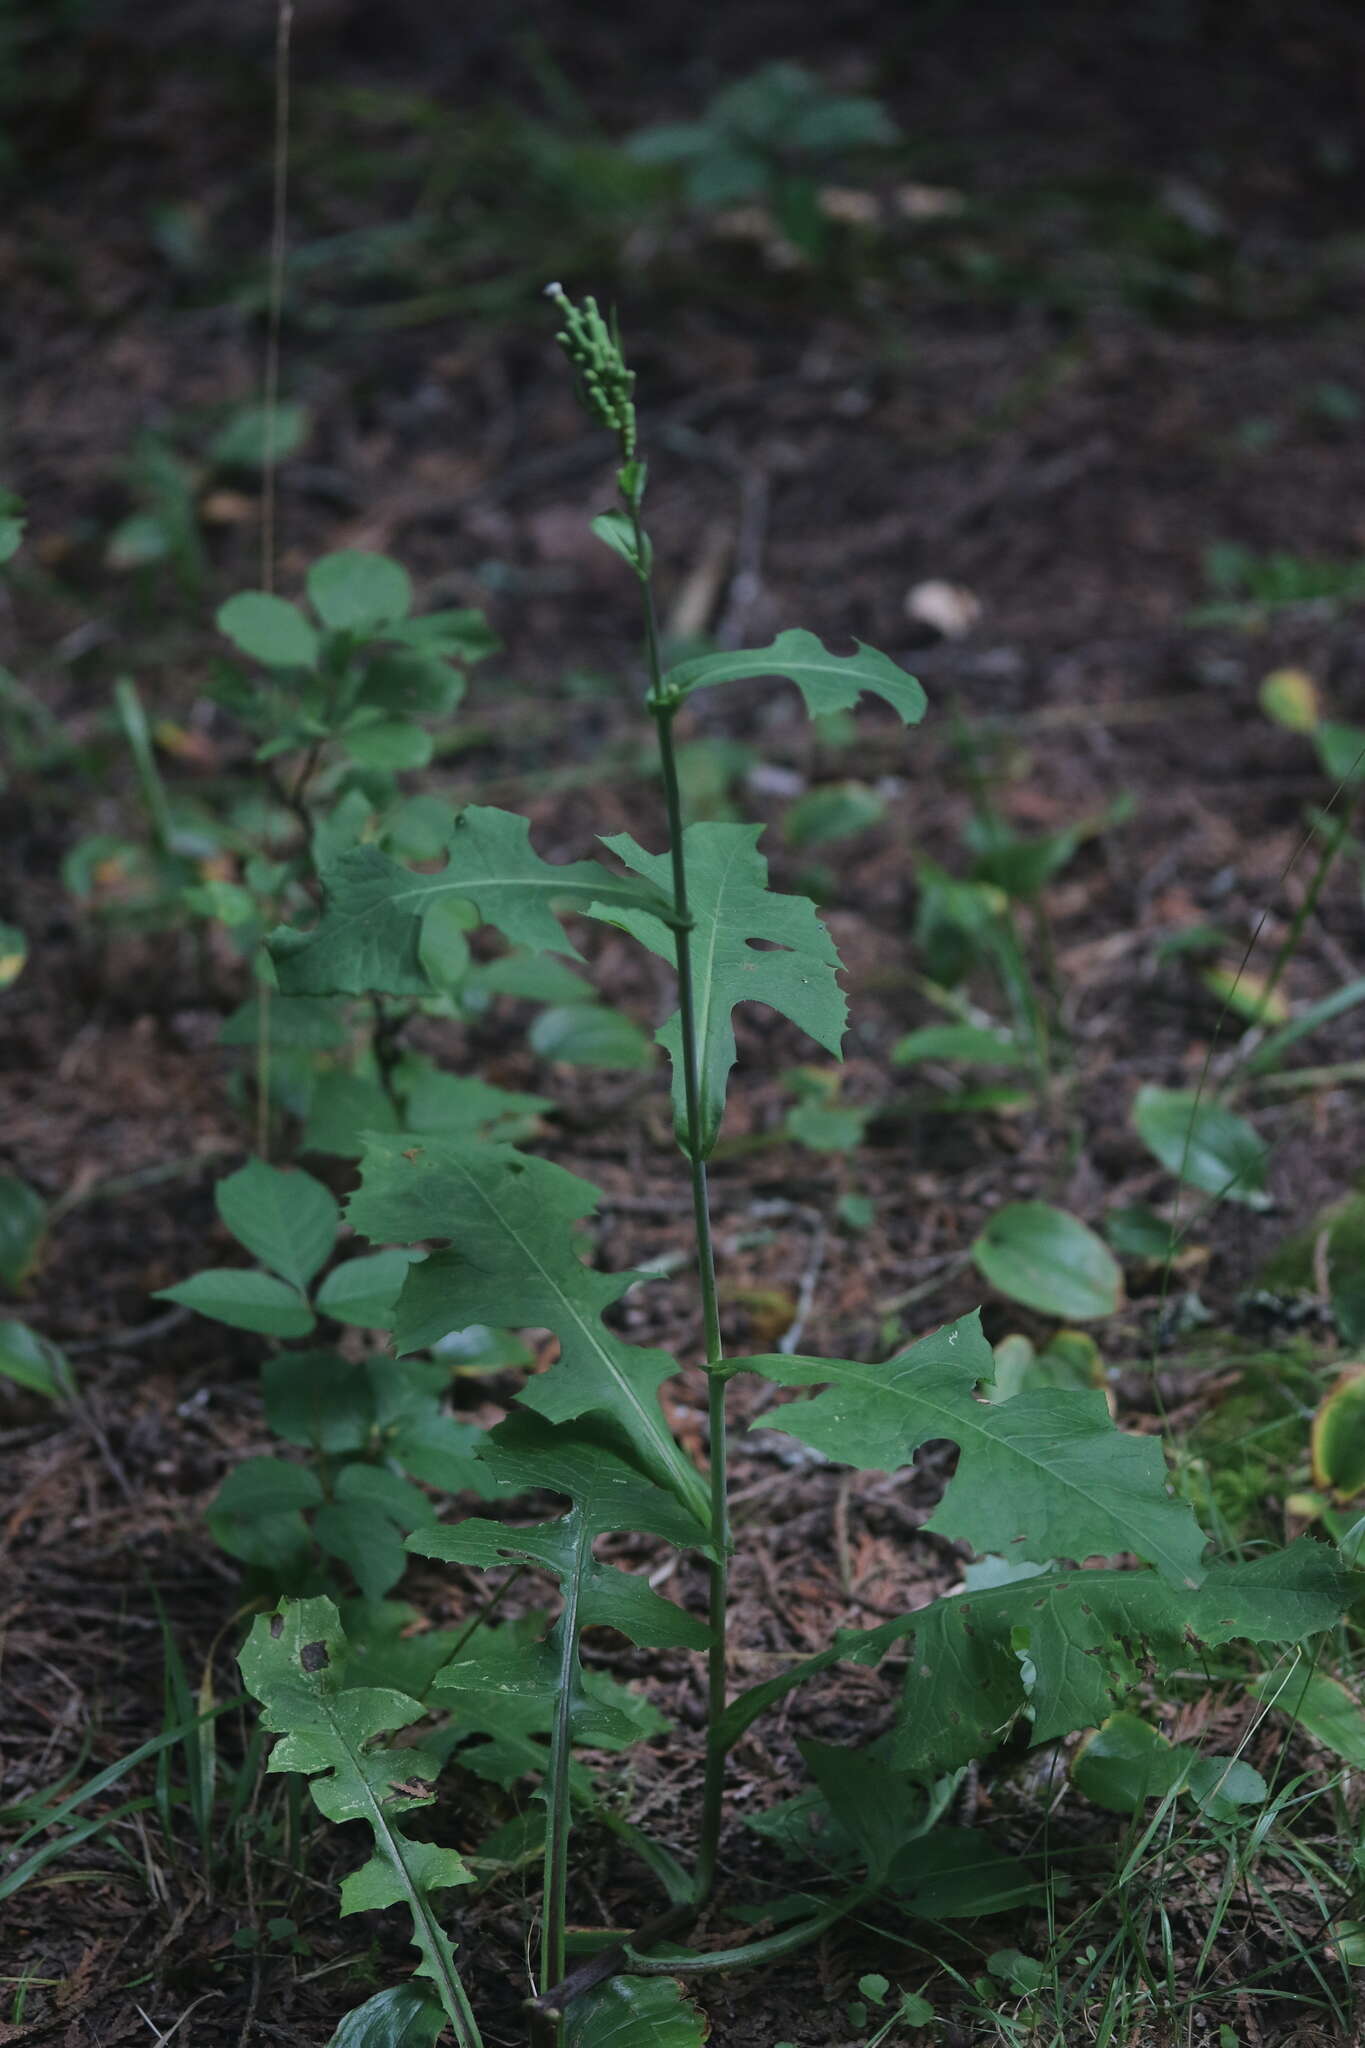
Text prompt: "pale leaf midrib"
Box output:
[[777, 1355, 1190, 1582], [448, 1157, 701, 1519]]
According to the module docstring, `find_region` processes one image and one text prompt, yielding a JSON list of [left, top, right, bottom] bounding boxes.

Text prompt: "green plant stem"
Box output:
[[540, 1523, 585, 2042], [621, 1883, 877, 1975], [319, 1694, 483, 2048], [526, 1901, 699, 2029], [113, 676, 175, 855], [1230, 805, 1353, 1078], [630, 499, 731, 1908], [255, 975, 272, 1161]]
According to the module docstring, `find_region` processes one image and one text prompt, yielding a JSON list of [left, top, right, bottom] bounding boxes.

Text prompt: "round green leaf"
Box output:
[[1132, 1086, 1270, 1208], [1072, 1713, 1182, 1814], [154, 1268, 315, 1337], [1105, 1204, 1175, 1262], [972, 1202, 1123, 1320], [1316, 721, 1365, 787], [1184, 1754, 1267, 1821], [1248, 1664, 1365, 1769], [308, 551, 412, 632], [106, 511, 171, 570], [217, 590, 319, 669]]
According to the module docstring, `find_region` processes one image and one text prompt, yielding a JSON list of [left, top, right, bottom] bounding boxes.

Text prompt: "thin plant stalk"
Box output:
[[1233, 803, 1354, 1067], [537, 1524, 586, 2046], [630, 494, 732, 1904]]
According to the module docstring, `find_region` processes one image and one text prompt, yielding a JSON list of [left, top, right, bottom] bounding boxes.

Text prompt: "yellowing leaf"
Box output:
[[1311, 1366, 1365, 1499], [0, 923, 28, 987], [1201, 964, 1290, 1025], [1259, 667, 1321, 733]]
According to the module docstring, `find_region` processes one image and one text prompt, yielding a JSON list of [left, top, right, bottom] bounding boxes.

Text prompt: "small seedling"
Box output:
[[626, 61, 899, 257]]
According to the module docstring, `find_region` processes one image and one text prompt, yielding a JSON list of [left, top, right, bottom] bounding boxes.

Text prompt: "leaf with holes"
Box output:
[[347, 1136, 709, 1529], [240, 1597, 480, 2046], [272, 807, 672, 996], [742, 1310, 1207, 1585], [663, 629, 925, 726], [594, 823, 846, 1157]]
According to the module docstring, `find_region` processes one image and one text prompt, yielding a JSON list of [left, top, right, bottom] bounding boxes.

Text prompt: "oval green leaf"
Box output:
[[1132, 1086, 1270, 1209], [343, 719, 433, 772], [154, 1268, 316, 1337], [217, 590, 319, 670], [973, 1202, 1123, 1321], [0, 922, 27, 988], [307, 549, 412, 631], [0, 1174, 46, 1291], [0, 1319, 74, 1399], [315, 1250, 418, 1329], [892, 1023, 1029, 1069], [216, 1158, 339, 1290], [1072, 1712, 1182, 1814], [529, 1003, 653, 1070], [1312, 1367, 1365, 1500]]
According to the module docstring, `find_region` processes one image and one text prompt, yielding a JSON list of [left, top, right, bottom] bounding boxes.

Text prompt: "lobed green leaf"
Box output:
[[744, 1311, 1207, 1584], [661, 629, 925, 726], [596, 822, 846, 1156], [272, 806, 673, 997], [240, 1598, 478, 2041], [348, 1137, 709, 1530], [717, 1542, 1348, 1774]]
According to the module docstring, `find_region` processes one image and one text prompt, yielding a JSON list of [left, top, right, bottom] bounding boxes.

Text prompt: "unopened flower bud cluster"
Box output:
[[545, 283, 637, 460]]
